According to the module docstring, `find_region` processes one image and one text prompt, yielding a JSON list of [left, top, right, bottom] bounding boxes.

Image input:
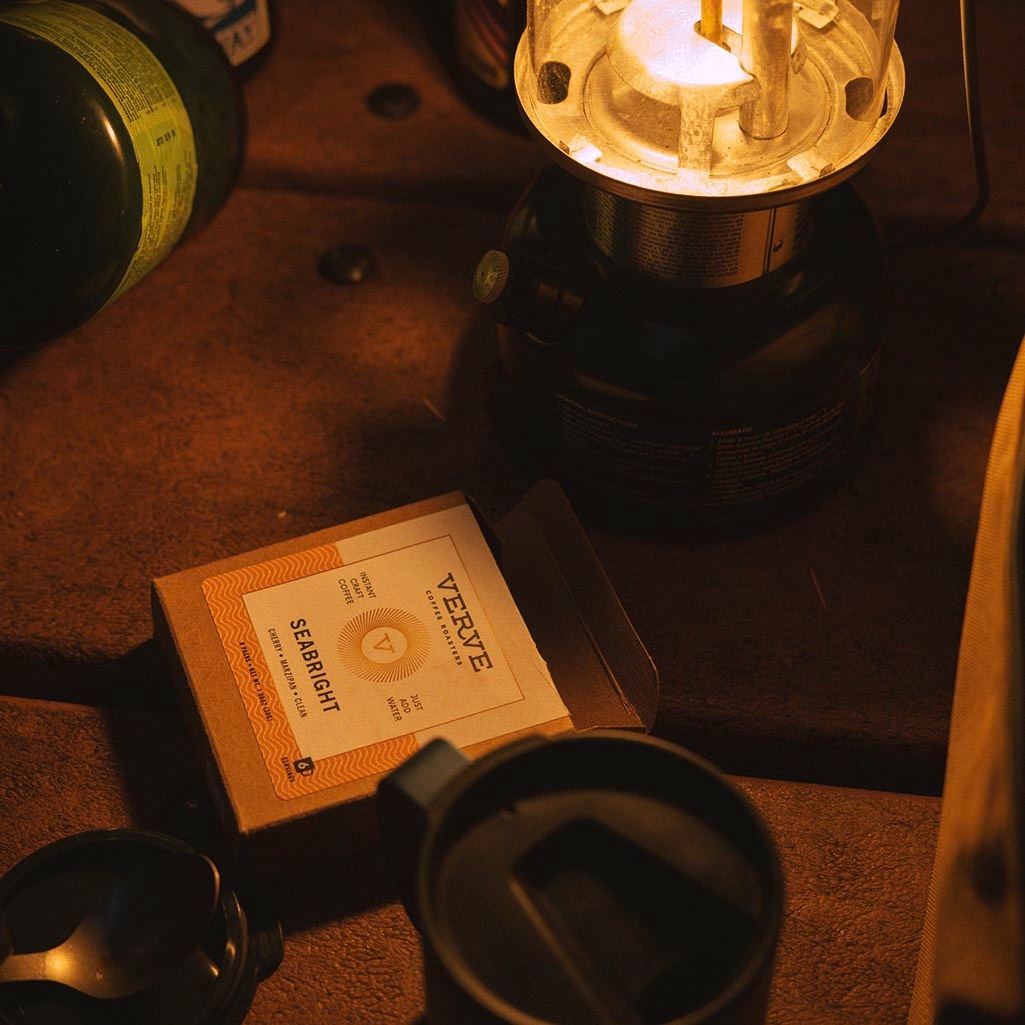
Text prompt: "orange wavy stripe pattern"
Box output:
[[202, 545, 425, 799], [289, 734, 420, 796], [203, 544, 345, 797]]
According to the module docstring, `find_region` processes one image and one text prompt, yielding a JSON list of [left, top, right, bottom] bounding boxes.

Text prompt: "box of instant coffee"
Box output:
[[152, 480, 658, 876]]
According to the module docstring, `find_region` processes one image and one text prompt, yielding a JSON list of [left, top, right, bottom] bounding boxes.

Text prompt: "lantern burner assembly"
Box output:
[[519, 0, 901, 199], [475, 0, 905, 531]]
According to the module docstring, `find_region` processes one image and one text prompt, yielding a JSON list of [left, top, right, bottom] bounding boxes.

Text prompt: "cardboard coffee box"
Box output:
[[152, 480, 658, 876]]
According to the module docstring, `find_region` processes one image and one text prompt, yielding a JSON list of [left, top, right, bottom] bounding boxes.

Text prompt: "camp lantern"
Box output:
[[475, 0, 906, 530]]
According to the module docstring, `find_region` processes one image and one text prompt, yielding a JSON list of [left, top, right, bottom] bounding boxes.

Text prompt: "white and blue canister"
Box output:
[[173, 0, 272, 73]]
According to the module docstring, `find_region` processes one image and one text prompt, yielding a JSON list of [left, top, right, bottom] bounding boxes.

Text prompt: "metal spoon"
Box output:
[[0, 849, 220, 1000]]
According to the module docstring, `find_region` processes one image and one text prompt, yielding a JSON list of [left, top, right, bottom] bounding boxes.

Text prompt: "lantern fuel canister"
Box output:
[[474, 0, 904, 530]]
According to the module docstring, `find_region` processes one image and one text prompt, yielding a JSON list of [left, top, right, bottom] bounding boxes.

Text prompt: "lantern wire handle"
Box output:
[[956, 0, 990, 230], [887, 0, 989, 250]]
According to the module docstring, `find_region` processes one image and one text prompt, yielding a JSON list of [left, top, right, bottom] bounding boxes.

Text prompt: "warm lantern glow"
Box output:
[[516, 0, 904, 203]]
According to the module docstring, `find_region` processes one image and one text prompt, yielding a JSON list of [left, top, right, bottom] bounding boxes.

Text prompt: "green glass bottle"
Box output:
[[0, 0, 246, 348]]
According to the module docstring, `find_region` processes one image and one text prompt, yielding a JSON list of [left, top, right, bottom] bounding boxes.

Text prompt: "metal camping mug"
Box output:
[[377, 731, 784, 1025]]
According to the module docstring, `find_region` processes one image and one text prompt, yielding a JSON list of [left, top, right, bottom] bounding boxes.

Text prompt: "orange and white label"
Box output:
[[202, 505, 568, 799]]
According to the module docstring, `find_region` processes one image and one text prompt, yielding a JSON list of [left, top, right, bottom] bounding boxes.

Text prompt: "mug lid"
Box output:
[[417, 732, 783, 1025]]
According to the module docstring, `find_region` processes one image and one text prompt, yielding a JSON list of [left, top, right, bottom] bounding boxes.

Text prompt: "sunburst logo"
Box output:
[[336, 608, 431, 683]]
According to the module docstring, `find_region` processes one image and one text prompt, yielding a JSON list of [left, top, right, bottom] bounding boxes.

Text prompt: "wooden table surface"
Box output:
[[1, 0, 1022, 1020]]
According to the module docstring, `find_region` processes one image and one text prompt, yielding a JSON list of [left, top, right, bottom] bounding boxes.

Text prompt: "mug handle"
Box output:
[[376, 738, 470, 926]]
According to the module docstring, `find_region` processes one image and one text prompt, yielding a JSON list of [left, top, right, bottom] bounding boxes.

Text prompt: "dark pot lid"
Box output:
[[0, 829, 282, 1025]]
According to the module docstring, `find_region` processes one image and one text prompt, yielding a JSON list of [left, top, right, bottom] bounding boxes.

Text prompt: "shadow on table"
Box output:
[[335, 302, 533, 520], [99, 692, 419, 931]]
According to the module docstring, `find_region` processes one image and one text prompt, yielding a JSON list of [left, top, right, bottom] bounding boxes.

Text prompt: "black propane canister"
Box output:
[[476, 170, 887, 532], [0, 0, 246, 349]]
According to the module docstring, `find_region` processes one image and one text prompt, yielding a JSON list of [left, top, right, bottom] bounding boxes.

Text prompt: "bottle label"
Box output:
[[172, 0, 271, 67], [454, 0, 512, 91], [201, 503, 569, 799], [0, 1, 197, 303], [553, 324, 880, 511]]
